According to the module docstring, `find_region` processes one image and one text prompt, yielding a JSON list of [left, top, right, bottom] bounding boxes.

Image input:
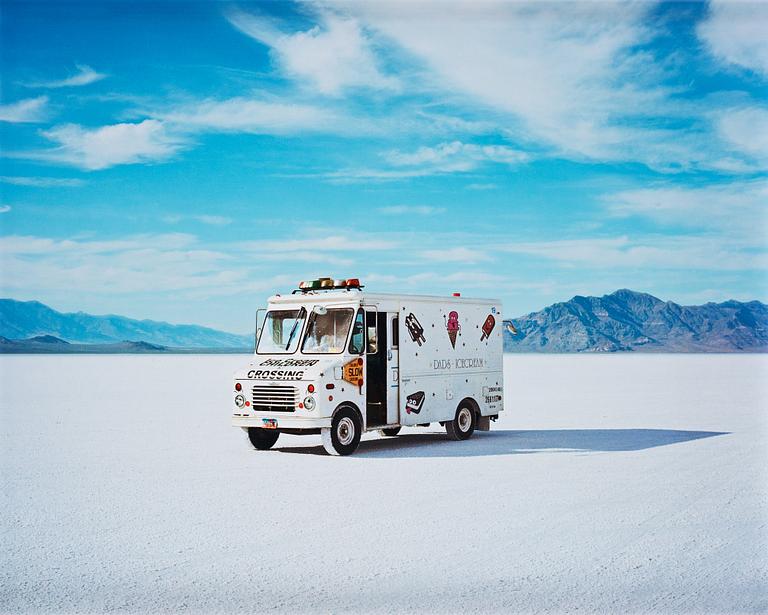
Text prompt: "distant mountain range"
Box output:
[[0, 299, 252, 351], [0, 335, 171, 354], [1, 292, 766, 354], [503, 289, 768, 353]]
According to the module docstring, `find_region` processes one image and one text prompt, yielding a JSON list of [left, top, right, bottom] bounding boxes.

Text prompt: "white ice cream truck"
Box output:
[[232, 278, 504, 455]]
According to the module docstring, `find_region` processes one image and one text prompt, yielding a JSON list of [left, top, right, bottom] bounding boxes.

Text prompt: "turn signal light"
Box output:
[[308, 384, 315, 393]]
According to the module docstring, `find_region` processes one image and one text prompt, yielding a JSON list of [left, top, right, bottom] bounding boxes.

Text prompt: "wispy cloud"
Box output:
[[378, 205, 446, 215], [239, 234, 398, 253], [420, 246, 492, 264], [0, 176, 85, 187], [698, 0, 768, 78], [0, 205, 11, 214], [226, 8, 398, 95], [385, 141, 529, 169], [0, 233, 247, 297], [0, 96, 48, 123], [157, 96, 341, 134], [163, 214, 233, 226], [333, 2, 720, 169], [16, 120, 186, 170], [466, 183, 497, 191], [605, 179, 768, 236], [501, 235, 767, 272], [25, 64, 107, 88], [327, 140, 530, 183], [714, 106, 768, 168], [196, 215, 232, 226]]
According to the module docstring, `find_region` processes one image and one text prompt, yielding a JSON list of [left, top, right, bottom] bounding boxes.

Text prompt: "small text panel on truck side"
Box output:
[[232, 277, 504, 456]]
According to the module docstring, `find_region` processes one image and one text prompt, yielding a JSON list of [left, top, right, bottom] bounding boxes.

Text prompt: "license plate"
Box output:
[[262, 419, 278, 429]]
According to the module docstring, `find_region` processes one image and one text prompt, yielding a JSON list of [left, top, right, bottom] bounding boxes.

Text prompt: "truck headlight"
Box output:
[[235, 394, 245, 408], [303, 396, 316, 411]]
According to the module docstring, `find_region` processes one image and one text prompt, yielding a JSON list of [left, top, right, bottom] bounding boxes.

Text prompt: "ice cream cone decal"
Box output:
[[446, 310, 460, 349]]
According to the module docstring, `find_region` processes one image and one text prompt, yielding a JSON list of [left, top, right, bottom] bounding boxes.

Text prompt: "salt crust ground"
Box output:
[[1, 354, 767, 614]]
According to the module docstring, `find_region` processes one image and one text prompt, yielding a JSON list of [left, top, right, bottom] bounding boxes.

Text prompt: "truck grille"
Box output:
[[251, 384, 298, 412]]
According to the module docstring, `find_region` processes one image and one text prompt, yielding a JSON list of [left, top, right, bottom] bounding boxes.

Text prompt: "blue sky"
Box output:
[[1, 0, 767, 333]]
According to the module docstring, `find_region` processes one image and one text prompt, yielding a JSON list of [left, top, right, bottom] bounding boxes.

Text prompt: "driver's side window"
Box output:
[[348, 309, 365, 355]]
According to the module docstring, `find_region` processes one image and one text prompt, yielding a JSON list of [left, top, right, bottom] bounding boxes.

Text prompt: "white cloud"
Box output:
[[605, 179, 768, 235], [240, 234, 398, 252], [501, 235, 767, 271], [698, 0, 768, 78], [195, 215, 232, 226], [0, 205, 11, 214], [420, 246, 492, 264], [0, 96, 48, 123], [158, 97, 339, 134], [163, 214, 232, 226], [466, 183, 498, 191], [328, 140, 530, 182], [227, 8, 398, 95], [385, 141, 529, 169], [0, 176, 85, 187], [378, 205, 446, 215], [23, 120, 185, 170], [26, 64, 107, 88], [0, 233, 248, 297], [321, 167, 448, 183], [715, 106, 768, 165], [332, 1, 672, 162]]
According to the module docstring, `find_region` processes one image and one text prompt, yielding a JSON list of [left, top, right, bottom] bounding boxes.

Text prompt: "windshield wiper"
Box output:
[[285, 307, 306, 351]]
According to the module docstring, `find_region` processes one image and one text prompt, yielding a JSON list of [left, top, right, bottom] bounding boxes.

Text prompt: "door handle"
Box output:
[[387, 349, 393, 360]]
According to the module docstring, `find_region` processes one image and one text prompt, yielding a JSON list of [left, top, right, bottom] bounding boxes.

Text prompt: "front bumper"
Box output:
[[232, 414, 332, 430]]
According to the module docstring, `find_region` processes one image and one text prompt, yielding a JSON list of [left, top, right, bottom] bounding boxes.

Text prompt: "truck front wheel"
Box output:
[[445, 405, 475, 441], [247, 427, 280, 450], [322, 407, 362, 456]]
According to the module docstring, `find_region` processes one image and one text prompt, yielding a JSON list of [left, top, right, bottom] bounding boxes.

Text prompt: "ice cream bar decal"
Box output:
[[405, 391, 425, 414], [405, 313, 426, 346], [480, 314, 496, 340], [445, 310, 461, 349]]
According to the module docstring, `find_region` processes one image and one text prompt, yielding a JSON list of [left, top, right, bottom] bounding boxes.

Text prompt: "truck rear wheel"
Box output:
[[445, 405, 475, 441], [322, 407, 362, 456], [247, 427, 280, 450], [379, 427, 401, 437]]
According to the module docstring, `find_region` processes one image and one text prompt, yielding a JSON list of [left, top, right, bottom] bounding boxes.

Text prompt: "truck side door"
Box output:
[[387, 313, 399, 425]]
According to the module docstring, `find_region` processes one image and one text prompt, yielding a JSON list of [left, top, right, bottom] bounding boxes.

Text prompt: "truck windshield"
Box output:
[[256, 308, 306, 354], [301, 308, 354, 354]]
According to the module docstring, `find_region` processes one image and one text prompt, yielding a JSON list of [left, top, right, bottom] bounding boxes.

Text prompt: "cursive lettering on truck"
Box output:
[[259, 359, 319, 367]]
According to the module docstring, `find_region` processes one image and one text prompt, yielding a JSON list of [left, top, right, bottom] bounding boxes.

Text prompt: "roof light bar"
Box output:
[[296, 277, 363, 292]]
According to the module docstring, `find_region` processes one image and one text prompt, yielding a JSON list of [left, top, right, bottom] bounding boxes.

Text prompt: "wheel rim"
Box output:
[[337, 417, 355, 445], [458, 407, 472, 432]]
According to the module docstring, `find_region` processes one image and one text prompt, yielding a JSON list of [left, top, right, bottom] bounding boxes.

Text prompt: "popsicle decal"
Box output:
[[405, 313, 426, 346], [445, 310, 461, 349], [480, 314, 496, 341], [405, 391, 425, 414]]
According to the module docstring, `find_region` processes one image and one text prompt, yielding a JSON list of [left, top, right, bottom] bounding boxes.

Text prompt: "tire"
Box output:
[[445, 404, 476, 441], [247, 427, 280, 450], [322, 407, 362, 456], [379, 426, 401, 437]]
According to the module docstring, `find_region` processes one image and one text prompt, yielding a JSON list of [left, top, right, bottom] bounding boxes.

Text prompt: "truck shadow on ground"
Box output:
[[276, 428, 729, 458]]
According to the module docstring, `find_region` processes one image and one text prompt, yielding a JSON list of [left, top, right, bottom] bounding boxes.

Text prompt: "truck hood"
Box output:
[[234, 356, 342, 382]]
